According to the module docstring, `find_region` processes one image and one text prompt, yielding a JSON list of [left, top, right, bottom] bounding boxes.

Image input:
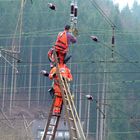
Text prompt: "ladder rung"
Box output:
[[69, 117, 74, 121], [71, 127, 76, 131], [49, 123, 56, 126], [65, 98, 68, 101], [67, 107, 71, 111], [73, 137, 78, 140], [52, 113, 61, 117], [46, 133, 53, 136]]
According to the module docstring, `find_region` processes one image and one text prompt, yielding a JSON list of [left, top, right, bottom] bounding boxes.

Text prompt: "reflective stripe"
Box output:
[[57, 40, 66, 45], [55, 31, 68, 51], [54, 45, 66, 49]]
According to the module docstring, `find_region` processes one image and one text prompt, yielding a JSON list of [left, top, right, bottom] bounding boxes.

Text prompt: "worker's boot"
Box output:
[[48, 87, 54, 98], [53, 107, 61, 115], [64, 55, 72, 64]]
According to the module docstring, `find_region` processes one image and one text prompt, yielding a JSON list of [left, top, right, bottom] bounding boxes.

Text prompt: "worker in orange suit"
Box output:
[[48, 25, 77, 67], [49, 63, 73, 114], [40, 63, 73, 114]]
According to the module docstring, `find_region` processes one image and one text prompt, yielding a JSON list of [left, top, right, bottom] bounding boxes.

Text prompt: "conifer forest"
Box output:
[[0, 0, 140, 140]]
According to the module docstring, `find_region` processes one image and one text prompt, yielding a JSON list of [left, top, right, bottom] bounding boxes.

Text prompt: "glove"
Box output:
[[53, 73, 56, 77], [40, 70, 49, 77], [62, 77, 71, 82]]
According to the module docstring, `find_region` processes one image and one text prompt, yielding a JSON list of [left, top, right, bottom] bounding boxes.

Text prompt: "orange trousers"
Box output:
[[48, 48, 66, 64], [53, 85, 63, 113], [56, 51, 66, 64]]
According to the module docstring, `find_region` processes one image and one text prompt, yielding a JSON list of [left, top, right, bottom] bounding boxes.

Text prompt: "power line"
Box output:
[[1, 60, 140, 68], [1, 97, 140, 101], [1, 29, 140, 38], [0, 79, 140, 91], [94, 40, 140, 70], [1, 71, 140, 76], [89, 0, 116, 28], [0, 114, 139, 121]]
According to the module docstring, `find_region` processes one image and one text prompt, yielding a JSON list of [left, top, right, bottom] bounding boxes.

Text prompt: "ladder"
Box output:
[[62, 77, 86, 140], [41, 52, 86, 140], [41, 95, 62, 140]]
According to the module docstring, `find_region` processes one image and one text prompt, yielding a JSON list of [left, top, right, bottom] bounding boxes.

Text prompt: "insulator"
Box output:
[[91, 35, 99, 42], [48, 3, 56, 10], [74, 5, 78, 17], [112, 36, 115, 44], [86, 95, 93, 101], [71, 2, 74, 15]]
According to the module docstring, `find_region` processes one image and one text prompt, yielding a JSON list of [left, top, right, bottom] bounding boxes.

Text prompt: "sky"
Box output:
[[113, 0, 140, 10]]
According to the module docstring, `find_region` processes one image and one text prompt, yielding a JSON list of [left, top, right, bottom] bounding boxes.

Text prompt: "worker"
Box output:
[[49, 63, 73, 114], [48, 25, 77, 66], [40, 63, 73, 114]]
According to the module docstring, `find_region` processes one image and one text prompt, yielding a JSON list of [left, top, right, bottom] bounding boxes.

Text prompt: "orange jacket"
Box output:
[[49, 64, 72, 96], [49, 63, 73, 82], [54, 31, 68, 53]]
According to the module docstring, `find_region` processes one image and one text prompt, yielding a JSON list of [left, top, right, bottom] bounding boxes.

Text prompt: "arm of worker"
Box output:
[[67, 70, 73, 82], [62, 69, 73, 82], [67, 32, 77, 44], [49, 67, 57, 80], [62, 76, 72, 82]]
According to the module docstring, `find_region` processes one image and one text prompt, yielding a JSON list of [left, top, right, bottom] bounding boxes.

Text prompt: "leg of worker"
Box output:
[[53, 85, 62, 114], [53, 96, 63, 114], [57, 52, 66, 64]]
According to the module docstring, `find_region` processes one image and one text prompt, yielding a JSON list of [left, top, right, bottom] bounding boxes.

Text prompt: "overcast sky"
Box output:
[[113, 0, 140, 10]]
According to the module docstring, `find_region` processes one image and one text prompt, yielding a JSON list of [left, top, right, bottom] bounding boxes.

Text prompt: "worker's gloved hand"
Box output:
[[40, 70, 49, 77], [71, 94, 74, 100], [52, 73, 56, 78], [62, 77, 71, 82]]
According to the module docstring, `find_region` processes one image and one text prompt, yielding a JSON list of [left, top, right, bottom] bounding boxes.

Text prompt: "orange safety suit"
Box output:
[[54, 30, 68, 64], [54, 31, 68, 53], [48, 30, 76, 64], [47, 31, 67, 64], [49, 63, 73, 114]]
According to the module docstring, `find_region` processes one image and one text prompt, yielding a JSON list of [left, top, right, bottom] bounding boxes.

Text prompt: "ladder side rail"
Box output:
[[65, 79, 86, 140], [50, 115, 61, 140], [41, 96, 57, 140], [50, 96, 63, 140], [63, 78, 86, 140], [57, 72, 78, 139], [53, 51, 85, 139], [62, 78, 80, 138]]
